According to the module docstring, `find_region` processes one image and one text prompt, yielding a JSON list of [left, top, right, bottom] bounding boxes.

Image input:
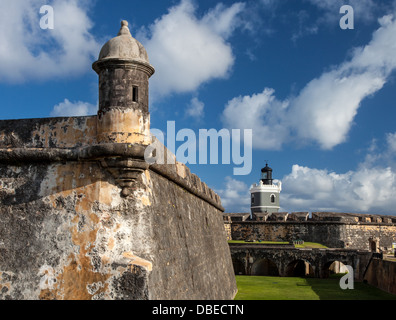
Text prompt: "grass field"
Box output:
[[228, 240, 328, 249], [228, 240, 290, 245], [234, 275, 396, 300]]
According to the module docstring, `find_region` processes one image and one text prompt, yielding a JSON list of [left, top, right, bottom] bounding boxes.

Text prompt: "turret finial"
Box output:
[[118, 20, 131, 36]]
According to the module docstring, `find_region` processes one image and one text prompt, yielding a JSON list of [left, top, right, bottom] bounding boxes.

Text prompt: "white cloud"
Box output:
[[386, 132, 396, 153], [290, 69, 385, 149], [290, 9, 319, 42], [185, 97, 204, 120], [281, 164, 396, 214], [280, 131, 396, 214], [50, 99, 97, 117], [139, 0, 245, 99], [216, 176, 250, 213], [223, 13, 396, 150], [0, 0, 100, 83], [222, 88, 289, 150], [362, 132, 396, 170], [217, 133, 396, 215], [201, 2, 246, 38]]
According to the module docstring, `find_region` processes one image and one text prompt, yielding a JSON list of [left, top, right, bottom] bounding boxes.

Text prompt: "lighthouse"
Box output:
[[250, 163, 282, 219]]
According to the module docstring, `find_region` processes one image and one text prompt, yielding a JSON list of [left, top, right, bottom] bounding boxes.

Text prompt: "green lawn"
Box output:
[[228, 240, 290, 245], [228, 240, 328, 249], [294, 242, 328, 249], [234, 275, 396, 300]]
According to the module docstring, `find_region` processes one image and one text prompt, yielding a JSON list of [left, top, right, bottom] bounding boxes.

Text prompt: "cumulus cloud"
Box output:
[[185, 97, 204, 120], [222, 14, 396, 150], [139, 0, 245, 99], [0, 0, 100, 83], [279, 130, 396, 214], [281, 164, 396, 214], [386, 132, 396, 153], [50, 99, 97, 117], [222, 88, 289, 150], [219, 132, 396, 214], [216, 176, 250, 213]]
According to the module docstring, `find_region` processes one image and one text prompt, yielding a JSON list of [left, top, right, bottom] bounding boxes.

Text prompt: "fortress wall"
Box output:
[[229, 222, 344, 248], [226, 212, 396, 250], [147, 170, 236, 299], [364, 259, 396, 295], [343, 224, 396, 251], [0, 117, 236, 300], [0, 116, 97, 149], [0, 160, 136, 300]]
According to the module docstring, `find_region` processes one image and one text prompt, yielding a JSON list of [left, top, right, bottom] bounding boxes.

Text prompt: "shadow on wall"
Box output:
[[251, 258, 279, 276]]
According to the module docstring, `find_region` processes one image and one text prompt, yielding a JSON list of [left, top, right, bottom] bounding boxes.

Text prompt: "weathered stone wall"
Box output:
[[364, 259, 396, 295], [0, 19, 237, 300], [230, 245, 372, 281], [0, 116, 97, 149], [224, 222, 232, 241], [225, 212, 396, 251], [0, 117, 237, 300], [147, 170, 236, 299], [343, 224, 396, 252], [229, 221, 345, 247]]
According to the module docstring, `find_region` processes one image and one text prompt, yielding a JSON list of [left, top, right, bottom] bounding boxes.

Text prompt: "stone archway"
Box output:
[[251, 258, 279, 276], [233, 259, 245, 275], [286, 260, 314, 277], [322, 260, 349, 278], [369, 238, 378, 252]]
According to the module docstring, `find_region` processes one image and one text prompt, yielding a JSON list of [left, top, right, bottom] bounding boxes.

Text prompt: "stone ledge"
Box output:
[[0, 143, 224, 212], [224, 211, 396, 225]]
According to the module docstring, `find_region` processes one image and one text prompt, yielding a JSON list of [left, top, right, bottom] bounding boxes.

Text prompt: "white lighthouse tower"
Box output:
[[250, 163, 282, 220]]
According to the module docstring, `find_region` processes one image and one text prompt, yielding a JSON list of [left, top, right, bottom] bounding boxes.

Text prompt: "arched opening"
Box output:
[[251, 258, 279, 276], [270, 194, 276, 203], [286, 260, 314, 277], [233, 260, 245, 275], [369, 238, 377, 252], [323, 260, 349, 278]]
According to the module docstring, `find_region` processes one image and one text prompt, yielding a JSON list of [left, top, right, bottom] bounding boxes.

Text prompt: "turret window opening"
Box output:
[[132, 86, 139, 102], [270, 194, 276, 203]]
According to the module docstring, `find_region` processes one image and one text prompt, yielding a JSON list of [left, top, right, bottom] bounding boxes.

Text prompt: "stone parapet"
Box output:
[[0, 118, 223, 211], [224, 211, 396, 225]]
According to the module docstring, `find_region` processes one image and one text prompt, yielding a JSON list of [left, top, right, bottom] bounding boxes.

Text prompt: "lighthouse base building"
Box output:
[[250, 163, 282, 219], [250, 181, 282, 217]]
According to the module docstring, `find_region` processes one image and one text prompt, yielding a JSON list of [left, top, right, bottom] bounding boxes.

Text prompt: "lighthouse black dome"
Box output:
[[261, 163, 273, 185], [261, 164, 272, 173]]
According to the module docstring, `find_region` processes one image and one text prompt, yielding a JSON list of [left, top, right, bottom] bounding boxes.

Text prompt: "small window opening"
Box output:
[[270, 195, 276, 203], [251, 194, 255, 205], [132, 86, 139, 102]]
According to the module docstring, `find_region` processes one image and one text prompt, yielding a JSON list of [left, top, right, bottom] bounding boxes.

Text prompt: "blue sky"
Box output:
[[1, 0, 396, 215]]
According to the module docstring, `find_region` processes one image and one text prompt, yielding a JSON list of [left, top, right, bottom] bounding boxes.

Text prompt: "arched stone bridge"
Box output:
[[229, 244, 374, 280]]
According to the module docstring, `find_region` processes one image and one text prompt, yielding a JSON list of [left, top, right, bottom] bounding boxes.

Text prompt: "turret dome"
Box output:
[[97, 20, 151, 65]]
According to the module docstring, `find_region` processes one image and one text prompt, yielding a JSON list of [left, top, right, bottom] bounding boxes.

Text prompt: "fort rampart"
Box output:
[[0, 20, 237, 300], [364, 258, 396, 295], [0, 115, 237, 300], [224, 212, 396, 252]]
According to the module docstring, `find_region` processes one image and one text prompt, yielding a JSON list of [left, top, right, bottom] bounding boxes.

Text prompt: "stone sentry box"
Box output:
[[0, 21, 237, 300]]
